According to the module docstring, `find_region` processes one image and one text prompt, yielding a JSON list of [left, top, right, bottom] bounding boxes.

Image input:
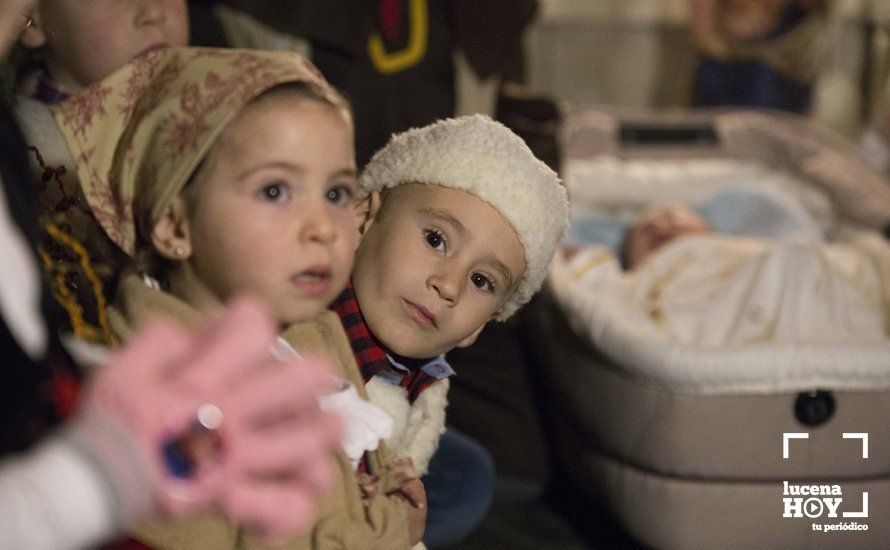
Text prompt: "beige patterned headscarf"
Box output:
[[51, 46, 341, 257]]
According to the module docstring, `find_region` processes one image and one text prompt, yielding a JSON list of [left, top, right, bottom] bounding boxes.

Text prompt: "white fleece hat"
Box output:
[[359, 114, 569, 320]]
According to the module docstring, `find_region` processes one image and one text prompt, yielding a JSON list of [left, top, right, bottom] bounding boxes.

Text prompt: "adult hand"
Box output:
[[66, 297, 341, 540]]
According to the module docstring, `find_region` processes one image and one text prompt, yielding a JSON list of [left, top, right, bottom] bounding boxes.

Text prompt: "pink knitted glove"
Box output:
[[63, 297, 340, 539]]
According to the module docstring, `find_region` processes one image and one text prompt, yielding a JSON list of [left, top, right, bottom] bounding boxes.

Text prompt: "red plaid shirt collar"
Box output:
[[331, 282, 453, 404]]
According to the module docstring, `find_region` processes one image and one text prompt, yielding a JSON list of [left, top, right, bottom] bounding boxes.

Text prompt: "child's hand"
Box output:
[[403, 482, 427, 545], [386, 457, 427, 544], [390, 457, 426, 507], [355, 462, 426, 543], [396, 478, 426, 509], [357, 472, 380, 500]]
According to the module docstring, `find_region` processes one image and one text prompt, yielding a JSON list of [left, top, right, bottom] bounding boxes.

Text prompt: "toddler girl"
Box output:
[[52, 46, 419, 548]]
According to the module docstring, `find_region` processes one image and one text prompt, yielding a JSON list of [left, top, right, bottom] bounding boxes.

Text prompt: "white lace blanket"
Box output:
[[550, 231, 890, 395]]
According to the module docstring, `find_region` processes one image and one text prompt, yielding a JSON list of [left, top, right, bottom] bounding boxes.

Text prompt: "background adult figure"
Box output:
[[690, 0, 830, 113]]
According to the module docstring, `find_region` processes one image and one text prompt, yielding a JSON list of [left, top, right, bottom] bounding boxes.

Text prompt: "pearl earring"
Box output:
[[175, 246, 184, 256]]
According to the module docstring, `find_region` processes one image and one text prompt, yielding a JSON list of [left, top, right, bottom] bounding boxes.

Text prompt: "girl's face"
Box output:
[[163, 94, 360, 325], [24, 0, 189, 93]]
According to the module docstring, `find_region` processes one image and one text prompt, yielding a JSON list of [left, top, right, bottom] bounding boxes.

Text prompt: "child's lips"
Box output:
[[291, 268, 332, 296], [136, 43, 170, 58], [404, 300, 437, 329]]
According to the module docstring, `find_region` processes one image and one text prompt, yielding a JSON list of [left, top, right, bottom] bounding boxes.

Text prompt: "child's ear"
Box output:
[[151, 197, 193, 260], [18, 12, 46, 49], [353, 191, 381, 236], [455, 323, 486, 349]]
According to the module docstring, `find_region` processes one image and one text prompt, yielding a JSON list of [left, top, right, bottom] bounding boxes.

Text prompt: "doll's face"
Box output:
[[22, 0, 189, 93], [625, 203, 712, 269], [164, 93, 359, 325], [353, 184, 525, 358]]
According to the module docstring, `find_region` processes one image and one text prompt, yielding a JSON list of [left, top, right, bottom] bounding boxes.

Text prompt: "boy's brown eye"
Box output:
[[471, 273, 495, 292], [424, 229, 445, 251]]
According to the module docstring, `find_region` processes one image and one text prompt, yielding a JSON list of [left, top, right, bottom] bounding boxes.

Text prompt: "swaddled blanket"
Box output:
[[551, 230, 890, 394]]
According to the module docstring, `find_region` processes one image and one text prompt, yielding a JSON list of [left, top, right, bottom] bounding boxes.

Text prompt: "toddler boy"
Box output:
[[334, 114, 569, 477]]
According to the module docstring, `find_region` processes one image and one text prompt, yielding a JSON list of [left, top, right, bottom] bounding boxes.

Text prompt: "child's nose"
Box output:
[[301, 204, 337, 244], [135, 0, 168, 27], [427, 262, 463, 305]]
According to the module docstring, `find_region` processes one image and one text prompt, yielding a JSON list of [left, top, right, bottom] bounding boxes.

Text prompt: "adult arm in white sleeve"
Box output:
[[0, 437, 118, 550]]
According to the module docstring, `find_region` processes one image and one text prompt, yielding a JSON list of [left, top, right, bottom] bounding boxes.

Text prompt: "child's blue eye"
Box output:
[[424, 229, 446, 252], [470, 273, 495, 293], [326, 184, 354, 207], [258, 182, 289, 202]]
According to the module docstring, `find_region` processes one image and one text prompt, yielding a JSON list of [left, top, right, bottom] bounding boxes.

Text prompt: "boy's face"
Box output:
[[353, 184, 526, 358], [165, 94, 359, 325], [27, 0, 189, 93]]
